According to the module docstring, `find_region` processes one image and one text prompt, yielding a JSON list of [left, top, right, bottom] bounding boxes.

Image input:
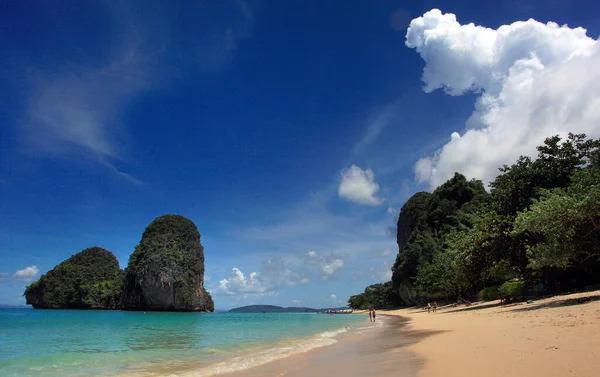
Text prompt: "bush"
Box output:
[[479, 286, 500, 301], [498, 281, 526, 298]]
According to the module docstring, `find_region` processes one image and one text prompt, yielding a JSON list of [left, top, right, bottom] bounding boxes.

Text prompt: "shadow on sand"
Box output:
[[507, 293, 600, 313]]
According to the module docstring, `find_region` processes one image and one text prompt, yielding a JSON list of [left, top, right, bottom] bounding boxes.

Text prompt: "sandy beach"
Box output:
[[216, 290, 600, 377], [220, 315, 425, 377], [386, 290, 600, 377]]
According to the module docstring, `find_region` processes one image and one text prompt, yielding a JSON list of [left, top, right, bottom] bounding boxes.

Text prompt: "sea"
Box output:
[[0, 309, 368, 377]]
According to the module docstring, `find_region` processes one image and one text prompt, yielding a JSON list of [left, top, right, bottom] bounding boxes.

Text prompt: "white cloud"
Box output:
[[303, 250, 346, 280], [13, 266, 40, 283], [216, 267, 272, 297], [212, 258, 308, 297], [291, 299, 304, 305], [407, 9, 600, 188], [338, 165, 383, 205], [322, 259, 344, 277]]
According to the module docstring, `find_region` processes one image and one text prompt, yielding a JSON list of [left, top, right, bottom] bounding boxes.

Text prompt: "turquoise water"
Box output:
[[0, 309, 366, 376]]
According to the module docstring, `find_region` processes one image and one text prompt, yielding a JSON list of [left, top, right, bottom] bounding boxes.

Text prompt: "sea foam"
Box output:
[[170, 326, 353, 377]]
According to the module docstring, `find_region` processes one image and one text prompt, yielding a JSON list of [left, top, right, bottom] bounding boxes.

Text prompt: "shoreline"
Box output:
[[382, 290, 600, 377], [199, 290, 600, 377], [212, 315, 425, 377]]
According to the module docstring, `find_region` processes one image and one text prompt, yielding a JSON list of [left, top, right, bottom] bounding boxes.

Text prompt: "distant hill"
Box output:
[[229, 305, 351, 313], [229, 305, 318, 313], [0, 304, 31, 309]]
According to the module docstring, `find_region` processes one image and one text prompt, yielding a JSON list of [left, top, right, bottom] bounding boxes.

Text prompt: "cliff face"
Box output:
[[391, 174, 489, 305], [24, 247, 123, 309], [123, 214, 214, 312], [392, 192, 433, 305]]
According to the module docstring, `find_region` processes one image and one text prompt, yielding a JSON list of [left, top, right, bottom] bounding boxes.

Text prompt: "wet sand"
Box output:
[[216, 291, 600, 377], [219, 316, 429, 377]]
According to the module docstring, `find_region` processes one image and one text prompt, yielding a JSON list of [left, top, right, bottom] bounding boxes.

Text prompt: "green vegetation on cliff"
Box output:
[[24, 247, 123, 309], [24, 214, 215, 312], [349, 133, 600, 308], [348, 281, 401, 310], [391, 173, 489, 304], [123, 214, 214, 312]]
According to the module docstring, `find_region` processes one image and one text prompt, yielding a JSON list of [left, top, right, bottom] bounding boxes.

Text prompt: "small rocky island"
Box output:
[[24, 214, 214, 312], [123, 214, 214, 312], [24, 247, 124, 309]]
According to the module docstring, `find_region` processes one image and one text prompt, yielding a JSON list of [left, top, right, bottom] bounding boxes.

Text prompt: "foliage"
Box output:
[[514, 169, 600, 269], [347, 281, 401, 310], [391, 174, 489, 302], [24, 247, 124, 309], [479, 286, 500, 301], [355, 133, 600, 306], [498, 281, 526, 298], [413, 250, 469, 300], [124, 214, 214, 311]]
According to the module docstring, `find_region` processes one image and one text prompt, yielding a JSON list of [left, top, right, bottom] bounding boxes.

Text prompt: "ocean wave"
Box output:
[[169, 326, 352, 377]]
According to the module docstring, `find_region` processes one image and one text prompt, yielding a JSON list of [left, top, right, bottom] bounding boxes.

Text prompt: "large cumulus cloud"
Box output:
[[408, 9, 600, 188]]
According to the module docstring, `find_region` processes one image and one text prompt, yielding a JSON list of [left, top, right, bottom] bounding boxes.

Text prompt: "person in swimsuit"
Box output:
[[371, 307, 376, 322], [368, 308, 373, 322]]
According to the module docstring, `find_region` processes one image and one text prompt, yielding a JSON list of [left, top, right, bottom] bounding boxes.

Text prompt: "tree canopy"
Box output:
[[24, 247, 124, 309], [351, 133, 600, 307]]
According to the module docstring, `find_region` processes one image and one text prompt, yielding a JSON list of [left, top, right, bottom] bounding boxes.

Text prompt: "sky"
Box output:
[[1, 0, 600, 309]]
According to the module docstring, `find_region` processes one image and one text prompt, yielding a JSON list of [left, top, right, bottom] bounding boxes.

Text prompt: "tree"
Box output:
[[491, 133, 600, 216], [347, 282, 401, 310], [413, 250, 469, 301], [514, 169, 600, 269], [24, 247, 124, 309]]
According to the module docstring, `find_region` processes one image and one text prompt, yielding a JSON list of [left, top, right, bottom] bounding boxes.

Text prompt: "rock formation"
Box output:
[[392, 192, 433, 306], [391, 174, 489, 305], [24, 247, 123, 309], [123, 214, 214, 312]]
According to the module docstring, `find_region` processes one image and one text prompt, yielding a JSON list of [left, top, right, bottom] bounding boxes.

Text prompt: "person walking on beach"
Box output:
[[427, 302, 432, 313], [371, 307, 376, 322], [433, 301, 438, 313], [368, 308, 373, 322]]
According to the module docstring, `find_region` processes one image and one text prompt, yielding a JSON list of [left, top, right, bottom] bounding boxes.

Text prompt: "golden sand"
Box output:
[[385, 290, 600, 377], [218, 290, 600, 377]]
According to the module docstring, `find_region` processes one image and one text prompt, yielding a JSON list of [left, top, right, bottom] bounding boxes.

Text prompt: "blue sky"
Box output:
[[2, 0, 600, 309]]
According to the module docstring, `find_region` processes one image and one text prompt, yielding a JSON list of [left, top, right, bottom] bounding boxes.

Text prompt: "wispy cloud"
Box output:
[[352, 103, 398, 156], [21, 5, 155, 172], [370, 248, 394, 259], [16, 1, 255, 181]]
